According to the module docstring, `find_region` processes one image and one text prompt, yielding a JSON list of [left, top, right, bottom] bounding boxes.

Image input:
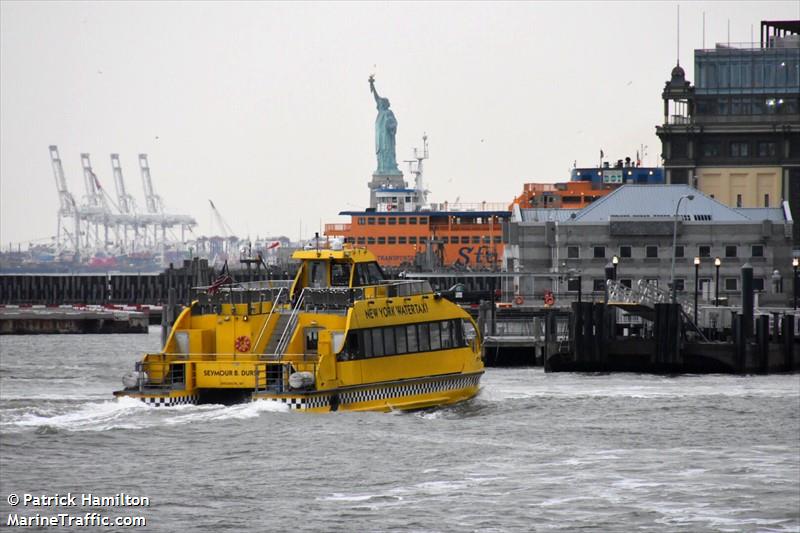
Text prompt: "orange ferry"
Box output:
[[325, 203, 508, 268]]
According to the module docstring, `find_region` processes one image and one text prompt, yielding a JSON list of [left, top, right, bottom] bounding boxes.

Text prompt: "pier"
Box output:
[[0, 305, 148, 334]]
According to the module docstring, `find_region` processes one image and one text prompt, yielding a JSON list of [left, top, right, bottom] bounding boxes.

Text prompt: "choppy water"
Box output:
[[1, 328, 798, 532]]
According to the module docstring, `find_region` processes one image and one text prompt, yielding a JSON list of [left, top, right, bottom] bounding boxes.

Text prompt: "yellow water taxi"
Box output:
[[114, 246, 483, 412]]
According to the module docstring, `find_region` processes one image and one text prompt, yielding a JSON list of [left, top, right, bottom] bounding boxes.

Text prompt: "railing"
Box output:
[[273, 289, 306, 358], [606, 279, 695, 319], [252, 287, 284, 353], [135, 359, 186, 392], [324, 223, 351, 234], [253, 361, 318, 394]]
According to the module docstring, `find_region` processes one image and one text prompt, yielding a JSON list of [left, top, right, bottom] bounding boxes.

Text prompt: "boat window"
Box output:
[[462, 319, 477, 342], [378, 237, 386, 244], [429, 322, 441, 350], [362, 329, 372, 357], [383, 327, 395, 355], [378, 217, 386, 225], [409, 236, 417, 244], [406, 325, 418, 352], [371, 329, 384, 356], [331, 262, 351, 287], [441, 320, 452, 349], [398, 217, 406, 225], [353, 262, 386, 286], [409, 217, 417, 225], [308, 261, 328, 288], [419, 217, 428, 224], [418, 323, 430, 351], [388, 217, 396, 225], [395, 326, 407, 354]]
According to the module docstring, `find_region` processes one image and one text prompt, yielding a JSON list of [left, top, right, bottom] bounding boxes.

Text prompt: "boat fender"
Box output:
[[288, 371, 315, 390], [122, 371, 146, 389]]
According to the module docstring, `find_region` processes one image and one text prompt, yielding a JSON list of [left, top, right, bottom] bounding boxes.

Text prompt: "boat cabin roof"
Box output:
[[292, 247, 378, 264]]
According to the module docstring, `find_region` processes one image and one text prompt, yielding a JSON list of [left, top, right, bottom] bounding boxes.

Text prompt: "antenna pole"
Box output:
[[677, 4, 680, 65], [702, 12, 706, 49]]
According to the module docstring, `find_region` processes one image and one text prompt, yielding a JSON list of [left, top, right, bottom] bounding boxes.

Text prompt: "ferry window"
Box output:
[[357, 237, 366, 245], [441, 237, 449, 244], [367, 237, 376, 245], [367, 217, 376, 225], [378, 237, 386, 244], [418, 323, 431, 351], [724, 278, 738, 292], [331, 263, 351, 287], [371, 329, 384, 356], [395, 326, 407, 354], [493, 236, 501, 244], [751, 245, 764, 257], [398, 217, 406, 225], [305, 329, 319, 352], [758, 141, 776, 157], [593, 246, 605, 259], [453, 320, 465, 347], [646, 246, 658, 258], [567, 278, 581, 292], [409, 217, 417, 225], [699, 245, 711, 258], [389, 236, 397, 244], [567, 246, 579, 259], [419, 236, 427, 243], [460, 236, 469, 244], [366, 262, 385, 282], [441, 320, 453, 349], [675, 245, 685, 258], [398, 236, 407, 244], [383, 327, 395, 356], [471, 236, 481, 244], [308, 261, 328, 288], [406, 325, 418, 352], [619, 246, 632, 258], [419, 217, 428, 224], [378, 217, 386, 225], [409, 237, 417, 244], [462, 319, 476, 343], [388, 217, 396, 225], [429, 322, 441, 350], [363, 329, 372, 356], [725, 245, 737, 258], [358, 217, 366, 225]]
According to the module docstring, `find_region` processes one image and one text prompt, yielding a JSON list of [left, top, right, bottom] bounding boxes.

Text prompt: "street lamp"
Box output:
[[714, 256, 722, 306], [793, 257, 799, 310], [694, 256, 700, 321], [670, 194, 695, 303], [612, 255, 619, 279]]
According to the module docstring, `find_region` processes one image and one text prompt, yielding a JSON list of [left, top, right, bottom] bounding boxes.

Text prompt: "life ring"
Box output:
[[234, 335, 251, 352], [515, 295, 524, 305], [544, 292, 555, 306]]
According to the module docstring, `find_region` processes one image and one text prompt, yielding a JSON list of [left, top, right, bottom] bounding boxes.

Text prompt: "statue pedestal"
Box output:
[[369, 172, 406, 209]]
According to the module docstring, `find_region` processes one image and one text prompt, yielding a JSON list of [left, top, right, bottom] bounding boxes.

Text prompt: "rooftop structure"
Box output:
[[655, 19, 800, 248]]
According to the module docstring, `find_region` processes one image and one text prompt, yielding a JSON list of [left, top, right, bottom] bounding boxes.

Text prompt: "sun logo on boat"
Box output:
[[234, 336, 251, 353]]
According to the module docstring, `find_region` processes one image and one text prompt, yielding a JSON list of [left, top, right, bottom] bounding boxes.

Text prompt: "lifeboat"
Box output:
[[113, 247, 484, 412]]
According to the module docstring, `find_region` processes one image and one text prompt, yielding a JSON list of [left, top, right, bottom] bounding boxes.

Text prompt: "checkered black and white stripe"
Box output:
[[140, 394, 199, 407], [257, 373, 482, 411]]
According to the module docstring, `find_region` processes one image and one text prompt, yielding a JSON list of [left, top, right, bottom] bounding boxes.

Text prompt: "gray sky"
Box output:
[[1, 1, 797, 247]]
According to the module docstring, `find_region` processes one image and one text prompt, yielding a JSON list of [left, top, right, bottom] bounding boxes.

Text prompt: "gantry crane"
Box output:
[[49, 145, 81, 255]]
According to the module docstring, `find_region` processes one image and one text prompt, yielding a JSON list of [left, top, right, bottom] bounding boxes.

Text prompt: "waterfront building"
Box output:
[[655, 20, 800, 247], [504, 184, 795, 307]]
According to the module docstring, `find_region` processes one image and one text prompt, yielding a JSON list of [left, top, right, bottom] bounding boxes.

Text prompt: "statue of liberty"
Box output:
[[369, 76, 401, 175]]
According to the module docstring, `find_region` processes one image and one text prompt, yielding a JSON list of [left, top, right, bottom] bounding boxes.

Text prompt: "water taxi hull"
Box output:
[[114, 371, 482, 412]]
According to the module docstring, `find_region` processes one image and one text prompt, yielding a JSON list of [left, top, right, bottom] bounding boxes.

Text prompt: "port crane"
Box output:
[[49, 145, 81, 256]]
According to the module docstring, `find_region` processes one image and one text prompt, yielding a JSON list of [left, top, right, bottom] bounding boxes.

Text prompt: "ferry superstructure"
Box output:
[[114, 247, 483, 412]]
